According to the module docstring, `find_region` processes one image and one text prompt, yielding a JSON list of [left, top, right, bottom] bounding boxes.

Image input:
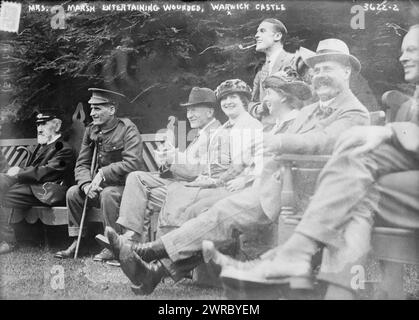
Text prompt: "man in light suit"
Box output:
[[97, 88, 221, 254], [102, 38, 370, 295], [207, 25, 419, 299]]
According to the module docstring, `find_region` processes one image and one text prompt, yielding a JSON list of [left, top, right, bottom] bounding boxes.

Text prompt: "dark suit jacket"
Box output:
[[0, 150, 8, 173], [376, 92, 419, 228], [16, 137, 75, 205], [249, 50, 297, 117], [257, 89, 370, 221]]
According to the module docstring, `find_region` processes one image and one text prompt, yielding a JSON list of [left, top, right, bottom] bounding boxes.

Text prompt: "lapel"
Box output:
[[26, 144, 41, 166], [271, 50, 291, 74], [290, 90, 352, 134], [30, 144, 51, 166]]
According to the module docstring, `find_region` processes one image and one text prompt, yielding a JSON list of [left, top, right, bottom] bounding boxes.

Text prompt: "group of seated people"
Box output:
[[0, 18, 418, 299]]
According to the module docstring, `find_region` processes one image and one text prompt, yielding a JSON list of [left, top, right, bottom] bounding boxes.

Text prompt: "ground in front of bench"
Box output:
[[0, 243, 224, 300]]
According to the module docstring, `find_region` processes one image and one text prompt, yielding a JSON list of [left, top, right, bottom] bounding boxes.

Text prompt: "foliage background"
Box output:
[[0, 0, 418, 138]]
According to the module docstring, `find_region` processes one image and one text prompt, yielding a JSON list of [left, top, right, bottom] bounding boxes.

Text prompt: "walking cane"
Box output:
[[74, 142, 98, 259]]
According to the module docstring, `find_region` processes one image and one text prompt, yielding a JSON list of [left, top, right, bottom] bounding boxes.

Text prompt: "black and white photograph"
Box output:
[[0, 0, 418, 302]]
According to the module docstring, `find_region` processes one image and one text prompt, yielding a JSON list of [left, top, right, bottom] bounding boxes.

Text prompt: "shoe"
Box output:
[[104, 227, 131, 258], [93, 248, 115, 262], [54, 239, 78, 259], [105, 226, 167, 262], [106, 260, 121, 267], [202, 240, 261, 270], [118, 243, 166, 295], [95, 234, 112, 251], [0, 241, 17, 255], [220, 256, 313, 290]]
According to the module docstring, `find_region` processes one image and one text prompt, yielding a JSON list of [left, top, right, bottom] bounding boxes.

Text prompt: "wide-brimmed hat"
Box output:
[[180, 87, 217, 107], [305, 38, 361, 73], [88, 88, 126, 105], [215, 79, 252, 101], [263, 68, 312, 101]]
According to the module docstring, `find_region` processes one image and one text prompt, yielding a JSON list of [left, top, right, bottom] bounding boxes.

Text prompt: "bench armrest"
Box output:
[[276, 154, 331, 224]]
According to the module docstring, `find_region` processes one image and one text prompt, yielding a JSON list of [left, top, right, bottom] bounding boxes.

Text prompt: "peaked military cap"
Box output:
[[88, 88, 126, 105]]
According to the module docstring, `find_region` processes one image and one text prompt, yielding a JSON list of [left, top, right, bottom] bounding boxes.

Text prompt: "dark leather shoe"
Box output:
[[118, 243, 166, 295], [132, 240, 168, 262], [95, 234, 112, 251], [0, 241, 17, 255], [105, 227, 130, 258], [54, 239, 78, 259]]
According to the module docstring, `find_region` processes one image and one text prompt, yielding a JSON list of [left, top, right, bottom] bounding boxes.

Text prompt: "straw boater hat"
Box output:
[[263, 67, 312, 102], [305, 38, 361, 73]]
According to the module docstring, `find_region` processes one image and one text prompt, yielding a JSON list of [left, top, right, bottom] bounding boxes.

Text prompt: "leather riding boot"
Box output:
[[130, 260, 168, 295], [132, 239, 168, 262]]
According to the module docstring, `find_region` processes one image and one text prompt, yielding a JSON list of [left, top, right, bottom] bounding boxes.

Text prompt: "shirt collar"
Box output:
[[198, 118, 216, 136], [93, 117, 119, 134], [266, 48, 284, 65], [319, 97, 337, 109], [46, 134, 61, 145], [276, 109, 300, 125], [225, 111, 250, 127]]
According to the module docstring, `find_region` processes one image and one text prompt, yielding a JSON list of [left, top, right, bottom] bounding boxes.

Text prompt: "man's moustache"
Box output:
[[313, 77, 335, 89]]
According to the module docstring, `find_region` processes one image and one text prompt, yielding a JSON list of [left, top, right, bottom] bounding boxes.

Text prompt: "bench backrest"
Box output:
[[0, 104, 167, 172]]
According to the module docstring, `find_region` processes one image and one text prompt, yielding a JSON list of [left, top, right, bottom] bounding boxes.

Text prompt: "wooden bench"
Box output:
[[1, 104, 169, 241], [276, 93, 419, 299]]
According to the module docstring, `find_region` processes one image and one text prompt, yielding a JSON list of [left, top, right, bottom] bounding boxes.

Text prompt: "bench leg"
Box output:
[[376, 260, 405, 299], [43, 224, 50, 249]]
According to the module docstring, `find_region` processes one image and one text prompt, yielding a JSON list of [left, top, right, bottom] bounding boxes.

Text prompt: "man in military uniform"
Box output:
[[0, 110, 75, 254], [54, 88, 143, 259]]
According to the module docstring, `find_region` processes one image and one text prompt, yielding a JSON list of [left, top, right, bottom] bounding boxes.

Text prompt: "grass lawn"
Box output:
[[0, 222, 418, 300]]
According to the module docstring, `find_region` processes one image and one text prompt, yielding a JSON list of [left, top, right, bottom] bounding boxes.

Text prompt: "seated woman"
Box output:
[[157, 70, 312, 237]]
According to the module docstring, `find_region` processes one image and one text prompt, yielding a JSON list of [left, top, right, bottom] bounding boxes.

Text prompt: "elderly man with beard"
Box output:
[[101, 38, 370, 295], [0, 110, 75, 254], [206, 25, 419, 300]]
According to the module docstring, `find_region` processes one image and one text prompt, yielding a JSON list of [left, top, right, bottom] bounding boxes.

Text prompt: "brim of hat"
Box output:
[[305, 53, 361, 73], [88, 98, 114, 104], [179, 101, 216, 107], [279, 82, 312, 101], [36, 118, 56, 124], [217, 90, 252, 101]]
